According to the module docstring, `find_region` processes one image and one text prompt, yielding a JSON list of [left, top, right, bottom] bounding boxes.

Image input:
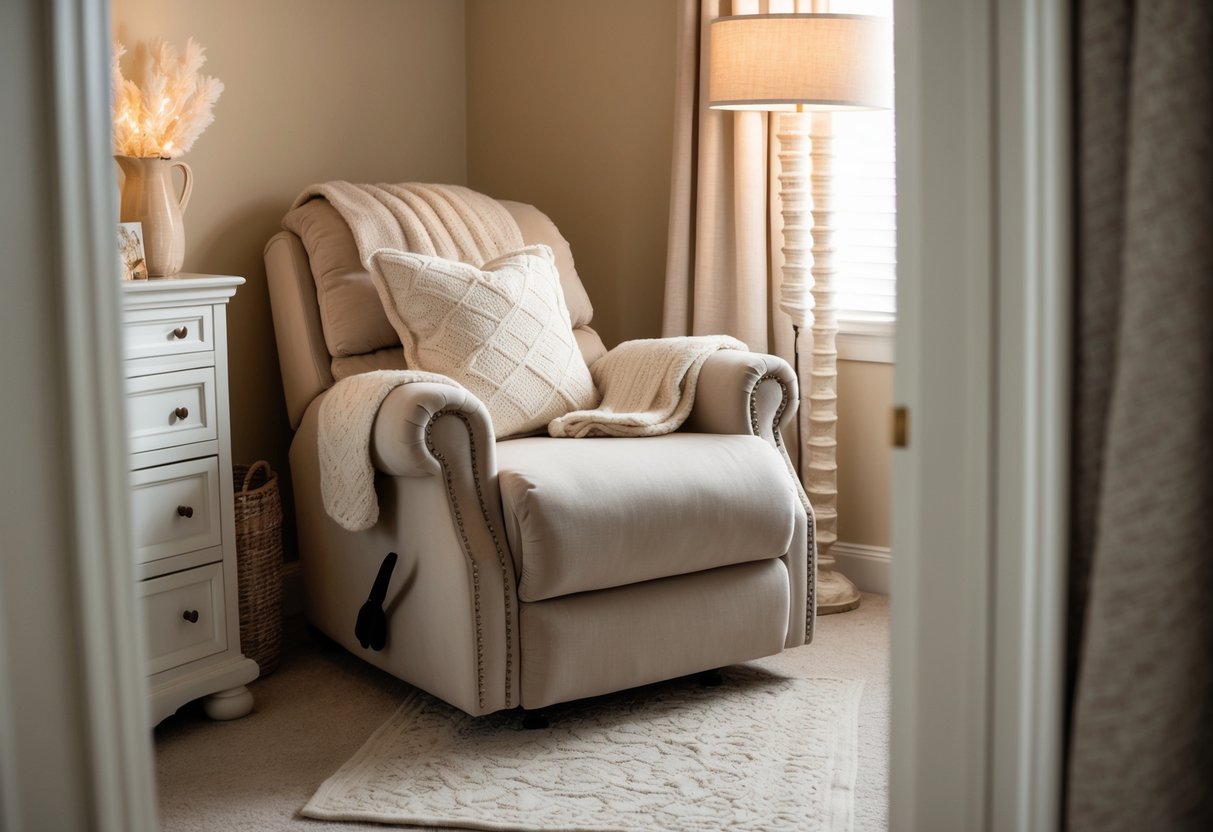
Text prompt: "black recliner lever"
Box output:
[[355, 552, 398, 651]]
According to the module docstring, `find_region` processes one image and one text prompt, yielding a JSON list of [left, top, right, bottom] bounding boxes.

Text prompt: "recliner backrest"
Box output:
[[264, 193, 608, 430]]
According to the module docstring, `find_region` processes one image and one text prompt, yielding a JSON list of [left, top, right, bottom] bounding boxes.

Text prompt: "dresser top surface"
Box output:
[[122, 273, 244, 291], [122, 273, 244, 308]]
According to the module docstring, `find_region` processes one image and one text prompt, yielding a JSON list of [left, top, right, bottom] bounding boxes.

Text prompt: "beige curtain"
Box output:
[[663, 0, 805, 464], [1068, 0, 1213, 828]]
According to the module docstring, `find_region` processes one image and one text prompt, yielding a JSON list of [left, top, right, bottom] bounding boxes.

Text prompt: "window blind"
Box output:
[[827, 0, 896, 324], [830, 108, 896, 323]]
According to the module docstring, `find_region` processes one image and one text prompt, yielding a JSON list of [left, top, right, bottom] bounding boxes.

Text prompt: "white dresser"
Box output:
[[121, 273, 259, 725]]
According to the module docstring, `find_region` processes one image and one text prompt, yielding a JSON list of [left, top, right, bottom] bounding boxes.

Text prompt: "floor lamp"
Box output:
[[708, 12, 891, 614]]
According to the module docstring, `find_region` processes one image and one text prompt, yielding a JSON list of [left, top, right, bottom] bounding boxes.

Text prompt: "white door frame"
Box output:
[[0, 0, 158, 829], [890, 0, 1069, 829], [989, 0, 1070, 827]]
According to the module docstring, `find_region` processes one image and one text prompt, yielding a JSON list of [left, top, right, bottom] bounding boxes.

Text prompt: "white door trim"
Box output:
[[890, 0, 1069, 829], [34, 0, 158, 828], [989, 0, 1070, 827], [890, 0, 994, 828]]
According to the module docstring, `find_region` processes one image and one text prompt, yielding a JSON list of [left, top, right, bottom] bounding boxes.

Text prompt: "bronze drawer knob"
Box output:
[[182, 610, 200, 623], [172, 325, 188, 339], [177, 505, 194, 518], [174, 406, 189, 421]]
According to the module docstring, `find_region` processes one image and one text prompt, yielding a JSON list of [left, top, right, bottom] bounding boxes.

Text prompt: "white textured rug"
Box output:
[[302, 669, 863, 832]]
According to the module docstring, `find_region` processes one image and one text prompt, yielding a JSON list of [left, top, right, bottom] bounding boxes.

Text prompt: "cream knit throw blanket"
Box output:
[[291, 181, 523, 265], [319, 370, 459, 532], [549, 335, 747, 438], [298, 182, 523, 531]]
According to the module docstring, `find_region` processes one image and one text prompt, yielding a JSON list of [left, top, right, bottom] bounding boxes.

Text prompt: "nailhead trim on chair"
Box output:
[[424, 410, 516, 710], [805, 511, 818, 643], [424, 414, 485, 708], [750, 372, 816, 643]]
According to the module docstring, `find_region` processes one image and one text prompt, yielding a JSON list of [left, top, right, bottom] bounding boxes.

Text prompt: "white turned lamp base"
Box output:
[[817, 567, 861, 615], [776, 109, 860, 616], [709, 9, 890, 618], [202, 685, 254, 721]]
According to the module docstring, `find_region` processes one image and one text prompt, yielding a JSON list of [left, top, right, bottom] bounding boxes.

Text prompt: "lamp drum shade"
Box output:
[[709, 13, 892, 111]]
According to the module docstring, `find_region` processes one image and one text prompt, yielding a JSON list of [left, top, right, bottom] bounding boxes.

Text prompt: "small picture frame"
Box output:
[[118, 221, 148, 281]]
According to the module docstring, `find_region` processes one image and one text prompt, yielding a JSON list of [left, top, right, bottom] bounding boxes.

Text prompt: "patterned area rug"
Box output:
[[302, 668, 863, 832]]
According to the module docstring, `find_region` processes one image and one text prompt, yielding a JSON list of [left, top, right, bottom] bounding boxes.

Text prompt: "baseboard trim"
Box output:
[[831, 542, 891, 596]]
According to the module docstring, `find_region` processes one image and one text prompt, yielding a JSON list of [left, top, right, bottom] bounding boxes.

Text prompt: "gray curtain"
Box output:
[[1069, 1, 1213, 828]]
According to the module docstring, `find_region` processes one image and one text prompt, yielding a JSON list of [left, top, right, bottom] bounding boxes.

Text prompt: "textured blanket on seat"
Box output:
[[549, 335, 747, 438]]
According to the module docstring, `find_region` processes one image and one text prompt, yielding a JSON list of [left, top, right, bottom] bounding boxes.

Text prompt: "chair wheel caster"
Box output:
[[522, 710, 550, 730], [699, 669, 724, 687]]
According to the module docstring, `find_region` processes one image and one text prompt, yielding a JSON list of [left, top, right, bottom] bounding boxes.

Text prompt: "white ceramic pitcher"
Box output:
[[115, 155, 193, 276]]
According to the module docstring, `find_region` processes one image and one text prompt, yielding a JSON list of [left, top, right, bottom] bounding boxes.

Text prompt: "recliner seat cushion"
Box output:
[[497, 434, 798, 602]]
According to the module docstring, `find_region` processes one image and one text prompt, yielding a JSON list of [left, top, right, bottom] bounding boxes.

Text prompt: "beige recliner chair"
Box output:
[[264, 193, 814, 718]]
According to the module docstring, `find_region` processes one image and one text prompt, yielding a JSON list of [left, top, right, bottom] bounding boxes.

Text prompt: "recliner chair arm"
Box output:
[[684, 350, 814, 648], [369, 382, 498, 479], [684, 350, 799, 444], [358, 381, 519, 713]]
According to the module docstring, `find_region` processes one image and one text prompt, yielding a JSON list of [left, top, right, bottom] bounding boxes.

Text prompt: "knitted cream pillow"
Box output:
[[368, 244, 598, 438]]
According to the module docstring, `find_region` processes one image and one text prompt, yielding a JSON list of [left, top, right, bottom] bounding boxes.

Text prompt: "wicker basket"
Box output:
[[232, 461, 284, 676]]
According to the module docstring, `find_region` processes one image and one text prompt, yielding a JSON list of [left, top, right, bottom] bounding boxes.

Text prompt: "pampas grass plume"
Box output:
[[112, 37, 224, 158]]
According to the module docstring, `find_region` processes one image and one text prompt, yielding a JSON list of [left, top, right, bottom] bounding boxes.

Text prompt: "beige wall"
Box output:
[[837, 359, 893, 548], [465, 0, 677, 349], [112, 0, 468, 552]]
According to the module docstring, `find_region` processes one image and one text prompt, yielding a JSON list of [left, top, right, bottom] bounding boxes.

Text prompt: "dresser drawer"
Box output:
[[140, 563, 227, 675], [126, 367, 217, 453], [124, 305, 214, 361], [130, 457, 222, 565]]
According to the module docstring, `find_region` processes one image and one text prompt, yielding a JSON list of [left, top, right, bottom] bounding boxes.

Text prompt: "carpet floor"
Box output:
[[154, 592, 889, 831]]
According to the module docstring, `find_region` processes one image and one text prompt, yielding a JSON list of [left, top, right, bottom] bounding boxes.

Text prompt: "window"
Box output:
[[827, 0, 896, 360], [832, 107, 896, 325]]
